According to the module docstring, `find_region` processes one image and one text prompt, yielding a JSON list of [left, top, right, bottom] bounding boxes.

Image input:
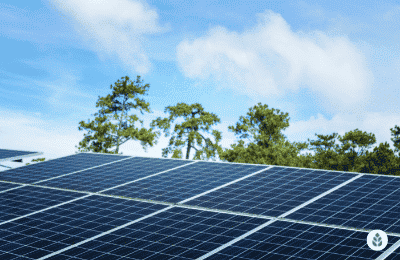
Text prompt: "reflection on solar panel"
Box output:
[[0, 148, 43, 162], [1, 152, 400, 260]]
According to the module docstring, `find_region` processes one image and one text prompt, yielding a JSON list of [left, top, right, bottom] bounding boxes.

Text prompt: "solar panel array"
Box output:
[[1, 152, 400, 260], [0, 148, 43, 162]]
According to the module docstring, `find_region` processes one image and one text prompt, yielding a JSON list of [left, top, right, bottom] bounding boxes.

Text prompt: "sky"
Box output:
[[1, 0, 400, 169]]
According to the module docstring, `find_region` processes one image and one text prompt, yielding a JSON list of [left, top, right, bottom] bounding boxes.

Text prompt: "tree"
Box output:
[[219, 102, 308, 166], [336, 129, 376, 172], [306, 129, 376, 172], [150, 103, 222, 160], [357, 142, 400, 175], [390, 125, 400, 156], [76, 76, 158, 154], [306, 133, 343, 170]]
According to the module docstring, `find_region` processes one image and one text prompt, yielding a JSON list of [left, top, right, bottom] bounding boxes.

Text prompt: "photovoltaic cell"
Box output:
[[0, 196, 166, 260], [207, 221, 399, 260], [286, 174, 400, 234], [40, 157, 195, 192], [183, 166, 355, 217], [101, 161, 269, 203], [0, 182, 21, 192], [0, 186, 85, 222], [0, 153, 131, 184], [0, 148, 41, 161], [51, 207, 266, 260]]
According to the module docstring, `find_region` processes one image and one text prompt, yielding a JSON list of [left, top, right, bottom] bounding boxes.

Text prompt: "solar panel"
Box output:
[[1, 153, 400, 260], [39, 157, 196, 192], [0, 153, 131, 184], [182, 166, 356, 217], [0, 148, 43, 162], [286, 174, 400, 234], [99, 160, 269, 203]]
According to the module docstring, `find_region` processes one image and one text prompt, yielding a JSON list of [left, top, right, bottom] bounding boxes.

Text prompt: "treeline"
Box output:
[[74, 75, 400, 176]]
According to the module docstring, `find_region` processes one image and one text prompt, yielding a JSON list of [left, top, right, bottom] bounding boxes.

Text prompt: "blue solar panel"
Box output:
[[100, 161, 269, 203], [0, 148, 41, 162], [49, 207, 266, 260], [0, 195, 166, 260], [0, 186, 84, 222], [207, 221, 399, 260], [0, 153, 131, 184], [286, 174, 400, 234], [0, 182, 21, 192], [183, 166, 355, 217], [39, 157, 195, 192]]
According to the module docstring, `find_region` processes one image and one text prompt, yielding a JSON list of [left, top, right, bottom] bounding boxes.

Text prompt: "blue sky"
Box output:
[[1, 0, 400, 168]]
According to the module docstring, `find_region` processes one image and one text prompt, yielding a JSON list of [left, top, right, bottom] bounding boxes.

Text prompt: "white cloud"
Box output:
[[176, 10, 374, 114], [285, 112, 400, 152], [0, 110, 83, 169], [49, 0, 170, 74]]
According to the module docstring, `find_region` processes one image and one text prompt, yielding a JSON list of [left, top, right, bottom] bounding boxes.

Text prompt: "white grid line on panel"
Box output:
[[0, 183, 27, 194], [197, 218, 279, 260], [376, 238, 400, 260]]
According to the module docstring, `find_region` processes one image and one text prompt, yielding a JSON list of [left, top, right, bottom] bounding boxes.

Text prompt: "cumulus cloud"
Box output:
[[176, 10, 374, 113], [49, 0, 170, 74]]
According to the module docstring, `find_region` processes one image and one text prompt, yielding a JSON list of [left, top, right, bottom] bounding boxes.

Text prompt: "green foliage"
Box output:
[[305, 128, 400, 175], [219, 102, 308, 166], [357, 142, 400, 175], [390, 125, 400, 155], [337, 129, 376, 172], [150, 103, 222, 160], [76, 76, 159, 154], [305, 133, 342, 170], [307, 129, 378, 172], [25, 157, 46, 166]]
